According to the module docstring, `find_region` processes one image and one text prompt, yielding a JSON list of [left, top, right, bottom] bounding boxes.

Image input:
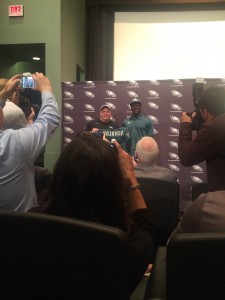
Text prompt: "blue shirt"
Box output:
[[0, 91, 60, 211]]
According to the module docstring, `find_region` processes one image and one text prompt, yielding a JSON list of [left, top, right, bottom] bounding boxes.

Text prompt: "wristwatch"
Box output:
[[0, 99, 6, 109]]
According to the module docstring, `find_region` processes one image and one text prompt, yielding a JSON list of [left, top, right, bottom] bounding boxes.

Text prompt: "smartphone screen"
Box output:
[[21, 76, 35, 88]]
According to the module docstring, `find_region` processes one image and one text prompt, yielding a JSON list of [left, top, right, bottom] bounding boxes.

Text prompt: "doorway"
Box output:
[[0, 43, 45, 78]]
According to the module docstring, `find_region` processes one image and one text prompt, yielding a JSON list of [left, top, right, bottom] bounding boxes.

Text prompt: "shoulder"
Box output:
[[122, 117, 131, 126], [139, 114, 152, 123], [123, 116, 131, 122], [161, 167, 178, 180], [180, 191, 225, 232], [88, 119, 99, 125], [155, 166, 178, 181], [143, 114, 152, 121]]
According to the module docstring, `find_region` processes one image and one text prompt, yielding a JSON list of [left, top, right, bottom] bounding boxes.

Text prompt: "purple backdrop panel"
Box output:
[[61, 78, 224, 209]]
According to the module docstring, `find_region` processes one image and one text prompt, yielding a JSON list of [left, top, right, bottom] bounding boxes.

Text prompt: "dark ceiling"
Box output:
[[0, 43, 45, 63]]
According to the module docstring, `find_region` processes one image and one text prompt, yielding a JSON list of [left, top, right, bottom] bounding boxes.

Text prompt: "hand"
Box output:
[[0, 74, 22, 101], [111, 140, 138, 186], [26, 106, 36, 124], [91, 128, 99, 133], [180, 112, 196, 123], [132, 156, 139, 167], [32, 72, 52, 93], [111, 141, 147, 211], [102, 132, 109, 142]]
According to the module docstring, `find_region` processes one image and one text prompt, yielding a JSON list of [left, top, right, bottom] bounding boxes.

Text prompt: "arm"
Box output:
[[111, 140, 155, 293], [26, 106, 36, 124], [170, 193, 206, 237], [146, 117, 154, 137], [178, 120, 218, 166], [112, 140, 147, 211], [0, 74, 22, 129], [0, 74, 21, 107], [121, 118, 126, 128], [16, 73, 60, 162]]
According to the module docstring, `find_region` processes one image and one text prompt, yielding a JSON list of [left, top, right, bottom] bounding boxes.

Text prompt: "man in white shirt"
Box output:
[[0, 72, 60, 211]]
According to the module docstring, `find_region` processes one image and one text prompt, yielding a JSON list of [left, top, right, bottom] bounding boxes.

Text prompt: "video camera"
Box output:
[[186, 78, 205, 131]]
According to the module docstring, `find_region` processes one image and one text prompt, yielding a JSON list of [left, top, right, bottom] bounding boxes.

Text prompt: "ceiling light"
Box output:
[[33, 57, 40, 60]]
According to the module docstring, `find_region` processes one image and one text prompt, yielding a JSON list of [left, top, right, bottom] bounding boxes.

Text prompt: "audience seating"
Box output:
[[191, 182, 209, 201], [144, 232, 225, 300], [0, 211, 130, 300], [137, 177, 180, 246]]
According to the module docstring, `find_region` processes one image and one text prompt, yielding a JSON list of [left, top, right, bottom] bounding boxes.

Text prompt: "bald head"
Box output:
[[136, 136, 159, 164]]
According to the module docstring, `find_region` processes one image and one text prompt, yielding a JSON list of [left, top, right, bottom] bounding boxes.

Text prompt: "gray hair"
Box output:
[[136, 136, 159, 164], [3, 101, 28, 130]]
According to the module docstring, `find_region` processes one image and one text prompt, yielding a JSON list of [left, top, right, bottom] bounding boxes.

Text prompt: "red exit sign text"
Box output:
[[9, 5, 24, 17]]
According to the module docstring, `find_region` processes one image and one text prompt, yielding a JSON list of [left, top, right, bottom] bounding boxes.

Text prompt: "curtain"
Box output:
[[85, 6, 114, 80]]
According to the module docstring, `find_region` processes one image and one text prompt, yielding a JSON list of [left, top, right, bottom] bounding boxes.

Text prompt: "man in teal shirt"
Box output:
[[122, 98, 154, 157]]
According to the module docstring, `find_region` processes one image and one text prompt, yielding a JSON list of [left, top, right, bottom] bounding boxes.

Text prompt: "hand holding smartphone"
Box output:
[[21, 72, 36, 88]]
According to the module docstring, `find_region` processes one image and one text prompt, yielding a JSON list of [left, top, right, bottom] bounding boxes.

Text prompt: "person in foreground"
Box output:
[[0, 73, 60, 211], [42, 134, 155, 294], [171, 190, 225, 235], [178, 86, 225, 191], [134, 136, 178, 182]]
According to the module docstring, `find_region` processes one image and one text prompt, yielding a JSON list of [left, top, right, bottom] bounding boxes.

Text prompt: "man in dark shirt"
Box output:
[[85, 104, 118, 133], [178, 86, 225, 191]]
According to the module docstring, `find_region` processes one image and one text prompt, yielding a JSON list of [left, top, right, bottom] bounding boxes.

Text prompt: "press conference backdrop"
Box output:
[[62, 78, 224, 210]]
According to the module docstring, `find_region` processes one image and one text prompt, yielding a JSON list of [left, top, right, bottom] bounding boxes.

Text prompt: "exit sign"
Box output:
[[9, 5, 24, 17]]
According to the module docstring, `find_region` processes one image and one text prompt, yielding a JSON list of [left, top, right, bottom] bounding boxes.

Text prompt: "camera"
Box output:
[[109, 143, 118, 152], [90, 131, 104, 139], [186, 78, 205, 131], [21, 72, 35, 88]]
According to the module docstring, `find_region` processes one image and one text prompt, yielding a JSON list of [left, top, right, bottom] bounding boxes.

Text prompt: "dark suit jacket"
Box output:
[[178, 113, 225, 191]]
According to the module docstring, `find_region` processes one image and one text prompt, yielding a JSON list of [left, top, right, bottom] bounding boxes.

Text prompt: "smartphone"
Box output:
[[134, 151, 139, 163], [91, 131, 103, 139], [21, 76, 35, 88], [109, 143, 118, 153]]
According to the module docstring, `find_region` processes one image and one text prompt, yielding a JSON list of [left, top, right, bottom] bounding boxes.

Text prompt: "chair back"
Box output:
[[0, 211, 130, 300], [167, 233, 225, 300], [137, 177, 180, 246]]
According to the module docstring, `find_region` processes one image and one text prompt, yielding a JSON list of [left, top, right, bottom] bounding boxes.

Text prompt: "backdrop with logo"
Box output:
[[61, 78, 224, 210]]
